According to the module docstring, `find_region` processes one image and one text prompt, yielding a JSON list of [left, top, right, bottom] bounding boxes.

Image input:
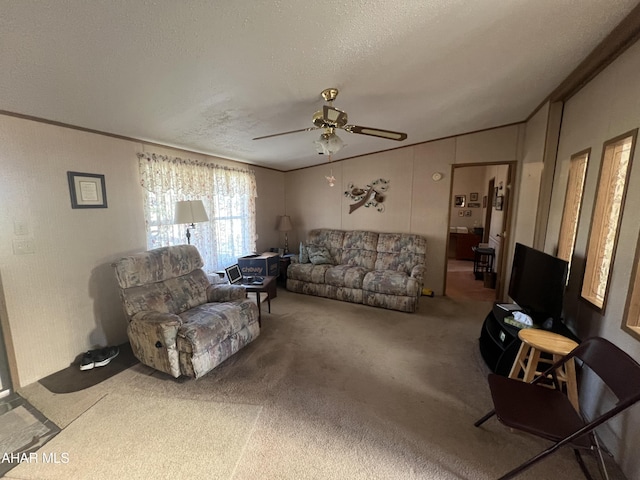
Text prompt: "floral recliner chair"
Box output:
[[113, 245, 259, 378]]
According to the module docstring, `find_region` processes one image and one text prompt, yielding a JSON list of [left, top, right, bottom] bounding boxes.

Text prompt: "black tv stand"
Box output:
[[478, 303, 579, 376]]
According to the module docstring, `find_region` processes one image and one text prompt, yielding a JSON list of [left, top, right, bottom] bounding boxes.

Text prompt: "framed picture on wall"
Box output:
[[464, 210, 472, 217], [470, 192, 479, 201], [483, 195, 488, 208], [67, 171, 107, 209], [454, 195, 466, 207], [458, 210, 464, 217], [468, 202, 480, 208], [496, 195, 504, 211]]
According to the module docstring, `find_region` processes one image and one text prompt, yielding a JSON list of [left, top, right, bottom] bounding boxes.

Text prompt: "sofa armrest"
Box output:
[[131, 311, 182, 326], [207, 284, 246, 302], [411, 264, 425, 281], [128, 311, 183, 377]]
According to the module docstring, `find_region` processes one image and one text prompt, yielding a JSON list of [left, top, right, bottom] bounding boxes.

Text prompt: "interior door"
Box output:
[[496, 167, 515, 298], [492, 165, 514, 297], [484, 178, 494, 244]]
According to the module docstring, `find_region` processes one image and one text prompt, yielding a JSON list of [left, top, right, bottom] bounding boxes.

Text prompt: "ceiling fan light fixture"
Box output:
[[314, 131, 344, 155]]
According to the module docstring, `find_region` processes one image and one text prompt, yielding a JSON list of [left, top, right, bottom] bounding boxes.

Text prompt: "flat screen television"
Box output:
[[508, 243, 569, 325]]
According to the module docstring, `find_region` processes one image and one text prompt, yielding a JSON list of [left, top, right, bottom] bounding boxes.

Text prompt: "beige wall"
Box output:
[[0, 115, 283, 387], [545, 40, 640, 478], [254, 168, 286, 253], [514, 103, 548, 249], [284, 125, 524, 296]]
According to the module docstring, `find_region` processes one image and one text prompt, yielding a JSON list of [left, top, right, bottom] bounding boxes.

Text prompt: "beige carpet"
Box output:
[[8, 394, 261, 479], [10, 290, 626, 480]]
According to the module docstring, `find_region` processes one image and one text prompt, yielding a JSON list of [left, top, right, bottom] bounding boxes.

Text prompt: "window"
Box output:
[[557, 149, 589, 264], [138, 153, 257, 273], [623, 232, 640, 341], [581, 130, 637, 310]]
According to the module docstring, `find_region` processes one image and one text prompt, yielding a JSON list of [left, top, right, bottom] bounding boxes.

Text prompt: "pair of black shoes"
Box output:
[[80, 346, 119, 371]]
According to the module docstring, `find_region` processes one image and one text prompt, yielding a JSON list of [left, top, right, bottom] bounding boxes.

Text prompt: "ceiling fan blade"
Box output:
[[252, 127, 320, 140], [252, 127, 319, 140], [343, 125, 407, 141], [323, 105, 348, 128]]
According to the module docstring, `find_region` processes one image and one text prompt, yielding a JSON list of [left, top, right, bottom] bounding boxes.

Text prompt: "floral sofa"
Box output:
[[113, 245, 259, 378], [287, 229, 427, 312]]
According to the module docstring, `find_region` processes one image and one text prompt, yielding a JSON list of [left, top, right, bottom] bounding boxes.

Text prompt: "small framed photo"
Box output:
[[464, 210, 472, 217], [470, 192, 479, 201], [468, 202, 480, 208], [458, 210, 464, 217], [496, 195, 504, 211], [454, 195, 466, 207], [67, 171, 107, 209], [278, 248, 285, 257]]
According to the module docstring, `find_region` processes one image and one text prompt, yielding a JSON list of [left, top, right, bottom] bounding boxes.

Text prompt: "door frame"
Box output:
[[0, 271, 18, 395], [443, 161, 517, 300]]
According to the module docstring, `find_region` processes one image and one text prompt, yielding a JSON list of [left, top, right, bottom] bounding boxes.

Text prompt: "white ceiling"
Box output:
[[1, 1, 638, 171]]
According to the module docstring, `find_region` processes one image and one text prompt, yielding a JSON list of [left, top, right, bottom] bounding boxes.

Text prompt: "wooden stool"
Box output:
[[508, 329, 579, 411]]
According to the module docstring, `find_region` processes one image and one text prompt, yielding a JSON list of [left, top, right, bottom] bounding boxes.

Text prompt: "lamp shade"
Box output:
[[277, 215, 292, 232], [174, 200, 209, 224]]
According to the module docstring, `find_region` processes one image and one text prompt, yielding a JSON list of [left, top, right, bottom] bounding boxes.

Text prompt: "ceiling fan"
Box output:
[[252, 88, 408, 155]]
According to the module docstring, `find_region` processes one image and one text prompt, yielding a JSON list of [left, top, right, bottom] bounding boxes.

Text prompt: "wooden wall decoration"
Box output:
[[344, 178, 389, 214]]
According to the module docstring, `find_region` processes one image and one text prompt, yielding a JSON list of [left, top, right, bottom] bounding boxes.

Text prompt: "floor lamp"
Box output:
[[277, 215, 293, 254], [174, 200, 209, 244]]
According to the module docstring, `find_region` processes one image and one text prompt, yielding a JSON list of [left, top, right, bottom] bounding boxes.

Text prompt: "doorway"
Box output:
[[445, 162, 515, 301]]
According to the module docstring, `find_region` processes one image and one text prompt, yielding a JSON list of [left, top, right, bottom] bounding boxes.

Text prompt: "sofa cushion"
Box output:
[[307, 245, 332, 265], [177, 300, 257, 354], [325, 265, 369, 289], [307, 229, 344, 264], [362, 270, 420, 296], [299, 242, 309, 263], [288, 263, 332, 283], [374, 233, 427, 275], [114, 244, 204, 289], [341, 231, 378, 269], [120, 269, 210, 317]]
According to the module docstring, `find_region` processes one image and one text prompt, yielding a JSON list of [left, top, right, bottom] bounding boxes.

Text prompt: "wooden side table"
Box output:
[[278, 255, 293, 285], [243, 276, 277, 326], [472, 246, 495, 280]]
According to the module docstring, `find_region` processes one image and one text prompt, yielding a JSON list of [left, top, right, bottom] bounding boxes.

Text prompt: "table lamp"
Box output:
[[174, 200, 209, 244], [277, 215, 293, 254]]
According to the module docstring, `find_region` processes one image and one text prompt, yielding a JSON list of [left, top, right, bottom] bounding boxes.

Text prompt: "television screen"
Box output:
[[508, 243, 569, 323]]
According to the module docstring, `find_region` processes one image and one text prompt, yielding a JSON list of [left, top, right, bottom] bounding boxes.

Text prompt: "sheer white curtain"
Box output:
[[138, 152, 257, 273]]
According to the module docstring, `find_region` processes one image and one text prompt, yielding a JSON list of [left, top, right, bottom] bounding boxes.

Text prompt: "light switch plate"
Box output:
[[13, 238, 35, 255], [13, 220, 29, 236]]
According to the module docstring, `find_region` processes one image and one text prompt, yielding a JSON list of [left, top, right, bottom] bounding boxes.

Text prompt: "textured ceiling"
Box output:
[[1, 1, 638, 171]]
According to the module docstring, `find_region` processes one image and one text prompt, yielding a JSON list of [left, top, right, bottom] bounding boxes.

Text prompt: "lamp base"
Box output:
[[185, 223, 195, 245]]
